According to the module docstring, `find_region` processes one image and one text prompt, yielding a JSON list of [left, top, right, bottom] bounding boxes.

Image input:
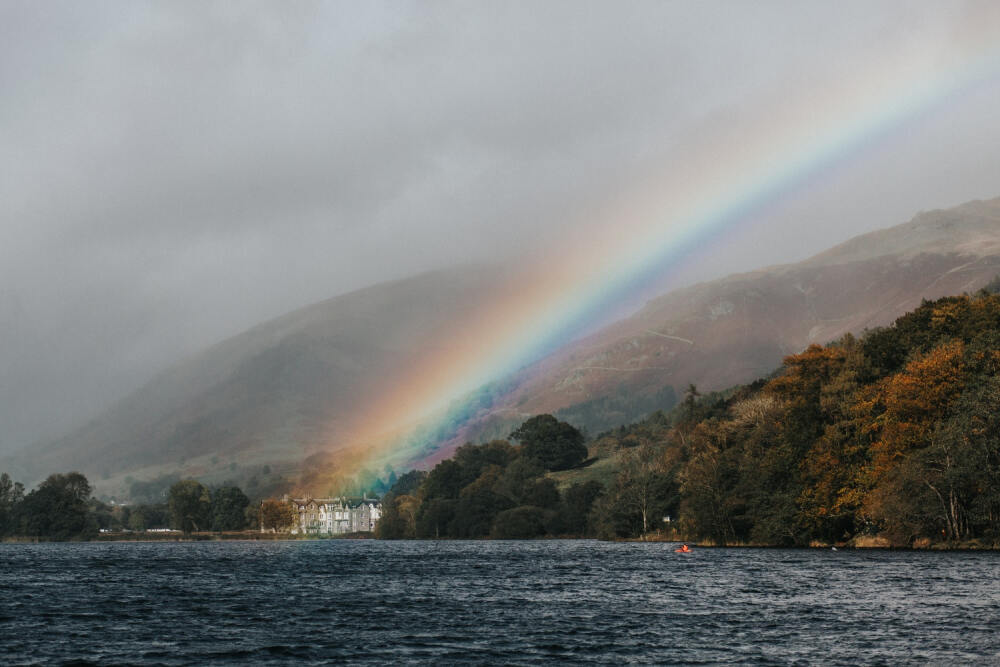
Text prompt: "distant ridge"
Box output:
[[802, 198, 1000, 266], [442, 196, 1000, 448], [4, 266, 505, 493]]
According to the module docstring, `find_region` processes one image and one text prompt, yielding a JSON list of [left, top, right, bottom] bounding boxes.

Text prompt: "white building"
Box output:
[[288, 496, 382, 535]]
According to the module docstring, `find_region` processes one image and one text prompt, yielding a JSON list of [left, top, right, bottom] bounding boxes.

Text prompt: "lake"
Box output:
[[1, 540, 998, 664]]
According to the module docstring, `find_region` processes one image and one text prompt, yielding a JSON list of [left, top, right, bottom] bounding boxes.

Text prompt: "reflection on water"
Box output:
[[2, 540, 998, 664]]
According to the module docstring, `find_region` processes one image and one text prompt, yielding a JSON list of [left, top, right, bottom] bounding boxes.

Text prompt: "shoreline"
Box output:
[[624, 535, 1000, 550], [1, 531, 376, 543], [4, 532, 998, 550]]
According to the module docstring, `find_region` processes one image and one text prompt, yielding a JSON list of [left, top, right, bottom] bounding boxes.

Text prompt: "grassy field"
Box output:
[[547, 439, 623, 491]]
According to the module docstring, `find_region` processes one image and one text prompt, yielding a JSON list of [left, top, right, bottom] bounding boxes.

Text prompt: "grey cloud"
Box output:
[[1, 1, 999, 452]]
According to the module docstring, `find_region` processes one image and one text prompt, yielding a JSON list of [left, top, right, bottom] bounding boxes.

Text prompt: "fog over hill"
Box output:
[[448, 197, 1000, 446], [6, 196, 1000, 495], [2, 266, 505, 490], [4, 3, 1000, 460]]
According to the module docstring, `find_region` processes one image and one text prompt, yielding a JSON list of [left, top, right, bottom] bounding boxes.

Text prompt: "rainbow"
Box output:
[[325, 20, 1000, 482]]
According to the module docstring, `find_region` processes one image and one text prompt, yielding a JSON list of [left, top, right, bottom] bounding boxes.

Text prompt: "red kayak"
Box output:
[[674, 544, 692, 553]]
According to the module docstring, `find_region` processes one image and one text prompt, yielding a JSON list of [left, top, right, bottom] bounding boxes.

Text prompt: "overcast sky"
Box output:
[[2, 1, 1000, 453]]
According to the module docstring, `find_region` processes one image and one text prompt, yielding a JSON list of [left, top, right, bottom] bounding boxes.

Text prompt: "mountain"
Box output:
[[453, 197, 1000, 442], [8, 197, 1000, 495], [4, 266, 505, 494]]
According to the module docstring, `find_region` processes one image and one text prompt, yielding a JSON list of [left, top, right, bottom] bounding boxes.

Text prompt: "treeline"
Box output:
[[378, 290, 1000, 547], [595, 290, 1000, 546], [377, 414, 604, 538], [127, 464, 296, 505], [374, 409, 680, 541], [9, 292, 999, 547], [0, 472, 260, 539]]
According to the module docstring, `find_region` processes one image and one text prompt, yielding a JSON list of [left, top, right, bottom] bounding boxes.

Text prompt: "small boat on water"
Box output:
[[674, 543, 692, 553]]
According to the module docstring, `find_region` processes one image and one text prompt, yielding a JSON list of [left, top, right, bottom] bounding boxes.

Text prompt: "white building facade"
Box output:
[[289, 496, 382, 535]]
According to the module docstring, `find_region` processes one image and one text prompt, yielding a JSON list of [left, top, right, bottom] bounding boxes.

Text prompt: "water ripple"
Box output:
[[1, 541, 999, 664]]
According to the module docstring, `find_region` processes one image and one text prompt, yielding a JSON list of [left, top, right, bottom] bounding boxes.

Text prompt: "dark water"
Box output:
[[2, 541, 999, 665]]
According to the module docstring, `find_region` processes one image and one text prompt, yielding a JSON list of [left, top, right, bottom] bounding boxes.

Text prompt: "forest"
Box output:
[[5, 290, 1000, 546], [0, 473, 259, 540], [379, 289, 1000, 547], [376, 414, 602, 539]]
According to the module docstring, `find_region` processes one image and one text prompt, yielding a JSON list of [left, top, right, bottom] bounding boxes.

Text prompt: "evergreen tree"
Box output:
[[210, 486, 250, 531]]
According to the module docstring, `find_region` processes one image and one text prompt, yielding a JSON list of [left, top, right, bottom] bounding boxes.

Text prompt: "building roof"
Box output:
[[290, 496, 381, 508]]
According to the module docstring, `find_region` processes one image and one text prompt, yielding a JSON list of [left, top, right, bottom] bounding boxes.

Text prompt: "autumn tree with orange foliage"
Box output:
[[260, 498, 297, 532], [670, 291, 1000, 546], [794, 336, 870, 542], [855, 340, 966, 540]]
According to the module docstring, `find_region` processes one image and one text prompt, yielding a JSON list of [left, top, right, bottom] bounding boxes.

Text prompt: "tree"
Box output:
[[13, 472, 95, 540], [521, 478, 560, 508], [416, 498, 456, 538], [125, 503, 169, 531], [375, 493, 407, 539], [453, 440, 519, 486], [396, 494, 421, 538], [420, 460, 465, 501], [510, 415, 588, 471], [260, 498, 297, 532], [858, 340, 967, 541], [683, 384, 701, 422], [605, 444, 678, 537], [128, 509, 148, 531], [492, 456, 546, 505], [451, 466, 513, 538], [559, 480, 604, 536], [955, 372, 1000, 538], [388, 470, 428, 496], [167, 480, 212, 533], [0, 472, 25, 536], [677, 425, 741, 544], [243, 503, 260, 531], [490, 506, 547, 539], [210, 486, 250, 531]]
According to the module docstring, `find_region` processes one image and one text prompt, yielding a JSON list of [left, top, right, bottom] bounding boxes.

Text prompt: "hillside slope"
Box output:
[[5, 266, 504, 491], [455, 197, 1000, 442], [8, 197, 1000, 494]]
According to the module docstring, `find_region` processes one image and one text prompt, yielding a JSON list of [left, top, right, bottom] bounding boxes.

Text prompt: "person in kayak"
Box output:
[[675, 543, 691, 553]]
